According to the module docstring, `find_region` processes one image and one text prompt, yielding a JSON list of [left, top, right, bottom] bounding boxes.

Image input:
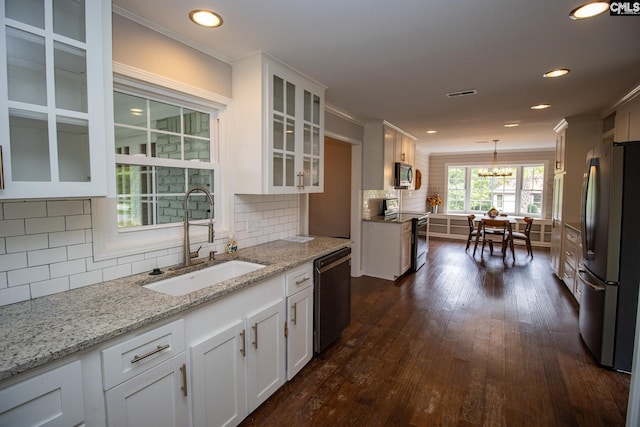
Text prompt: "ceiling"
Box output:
[[113, 0, 640, 154]]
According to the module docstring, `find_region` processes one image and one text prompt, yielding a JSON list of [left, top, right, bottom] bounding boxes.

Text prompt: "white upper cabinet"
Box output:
[[232, 52, 326, 194], [0, 0, 112, 199]]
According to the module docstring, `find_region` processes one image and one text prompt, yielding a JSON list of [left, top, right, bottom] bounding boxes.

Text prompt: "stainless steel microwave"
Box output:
[[394, 162, 413, 188]]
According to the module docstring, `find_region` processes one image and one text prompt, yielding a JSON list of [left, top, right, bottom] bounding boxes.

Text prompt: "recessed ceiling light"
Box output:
[[504, 123, 520, 128], [543, 68, 571, 78], [569, 2, 610, 20], [531, 104, 551, 110], [189, 9, 223, 28], [426, 130, 437, 134], [130, 108, 143, 116]]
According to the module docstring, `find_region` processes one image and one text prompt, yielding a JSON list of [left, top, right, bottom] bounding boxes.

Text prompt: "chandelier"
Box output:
[[477, 140, 513, 177]]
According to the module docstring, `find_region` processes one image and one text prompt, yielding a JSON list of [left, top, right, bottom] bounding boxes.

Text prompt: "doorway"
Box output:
[[309, 137, 351, 238]]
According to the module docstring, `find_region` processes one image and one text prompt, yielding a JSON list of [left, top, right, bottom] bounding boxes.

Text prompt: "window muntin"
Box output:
[[446, 164, 545, 216], [114, 91, 214, 229]]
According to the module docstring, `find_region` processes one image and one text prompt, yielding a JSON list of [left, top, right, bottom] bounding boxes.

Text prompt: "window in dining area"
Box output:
[[446, 164, 544, 216]]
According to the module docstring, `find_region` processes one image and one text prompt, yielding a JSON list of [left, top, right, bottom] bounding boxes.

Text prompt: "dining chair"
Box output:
[[511, 216, 534, 258], [466, 214, 480, 251], [478, 219, 510, 259]]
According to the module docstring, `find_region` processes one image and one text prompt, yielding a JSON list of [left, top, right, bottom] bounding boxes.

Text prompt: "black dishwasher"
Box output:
[[314, 247, 352, 354]]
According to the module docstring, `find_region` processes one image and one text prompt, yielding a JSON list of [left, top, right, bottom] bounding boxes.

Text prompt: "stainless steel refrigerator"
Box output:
[[578, 140, 640, 372]]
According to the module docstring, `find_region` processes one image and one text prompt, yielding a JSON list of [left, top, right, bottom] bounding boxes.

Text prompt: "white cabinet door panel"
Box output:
[[246, 298, 286, 411], [190, 320, 247, 427]]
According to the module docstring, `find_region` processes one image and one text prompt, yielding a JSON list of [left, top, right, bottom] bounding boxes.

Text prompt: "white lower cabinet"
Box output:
[[104, 354, 188, 427], [362, 220, 412, 280], [0, 360, 84, 427], [285, 263, 314, 380], [101, 319, 187, 427], [190, 320, 247, 427], [187, 275, 287, 427]]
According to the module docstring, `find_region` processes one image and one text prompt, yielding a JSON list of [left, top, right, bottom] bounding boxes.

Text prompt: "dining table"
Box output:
[[473, 215, 517, 262]]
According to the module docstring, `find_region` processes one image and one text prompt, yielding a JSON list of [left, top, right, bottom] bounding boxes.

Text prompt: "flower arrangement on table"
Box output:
[[427, 194, 442, 207]]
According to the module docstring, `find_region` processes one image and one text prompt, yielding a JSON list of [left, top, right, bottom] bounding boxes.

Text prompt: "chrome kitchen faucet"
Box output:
[[182, 186, 215, 267]]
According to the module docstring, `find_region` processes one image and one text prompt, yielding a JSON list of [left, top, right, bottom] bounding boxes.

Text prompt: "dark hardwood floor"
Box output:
[[240, 238, 630, 426]]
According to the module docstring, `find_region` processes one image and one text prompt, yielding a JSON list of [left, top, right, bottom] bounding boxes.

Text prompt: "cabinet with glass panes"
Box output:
[[0, 0, 112, 198], [232, 51, 325, 194]]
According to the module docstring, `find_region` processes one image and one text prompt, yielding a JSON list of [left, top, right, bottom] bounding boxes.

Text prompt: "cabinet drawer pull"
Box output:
[[295, 276, 309, 286], [252, 323, 258, 349], [180, 363, 188, 397], [130, 344, 170, 364], [291, 303, 297, 325], [240, 329, 246, 357]]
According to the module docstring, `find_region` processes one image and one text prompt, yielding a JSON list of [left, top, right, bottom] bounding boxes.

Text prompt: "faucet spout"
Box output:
[[183, 185, 215, 267]]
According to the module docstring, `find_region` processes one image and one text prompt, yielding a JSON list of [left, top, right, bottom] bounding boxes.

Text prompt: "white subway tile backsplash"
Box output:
[[27, 248, 67, 267], [157, 253, 181, 268], [69, 270, 102, 290], [47, 200, 84, 216], [131, 259, 158, 275], [5, 234, 48, 253], [30, 277, 69, 298], [86, 257, 118, 271], [49, 230, 85, 248], [67, 243, 93, 260], [8, 265, 50, 286], [0, 219, 26, 237], [117, 253, 145, 265], [102, 264, 132, 281], [25, 217, 65, 235], [0, 285, 30, 305], [0, 193, 301, 307], [3, 202, 47, 219], [50, 259, 86, 279], [65, 214, 92, 230], [0, 252, 28, 271]]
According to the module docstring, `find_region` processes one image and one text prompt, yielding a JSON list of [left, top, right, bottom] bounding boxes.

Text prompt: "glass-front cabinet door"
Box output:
[[302, 89, 322, 190], [267, 65, 324, 194], [0, 0, 111, 198]]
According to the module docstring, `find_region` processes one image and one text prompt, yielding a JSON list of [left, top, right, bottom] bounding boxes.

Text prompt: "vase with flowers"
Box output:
[[427, 194, 442, 214]]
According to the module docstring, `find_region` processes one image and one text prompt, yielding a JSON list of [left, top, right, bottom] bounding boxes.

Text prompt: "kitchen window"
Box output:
[[114, 92, 215, 229], [91, 68, 230, 261], [446, 164, 544, 216]]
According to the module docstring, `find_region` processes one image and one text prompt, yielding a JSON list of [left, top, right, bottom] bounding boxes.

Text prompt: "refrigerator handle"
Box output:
[[577, 269, 605, 292], [581, 158, 598, 260]]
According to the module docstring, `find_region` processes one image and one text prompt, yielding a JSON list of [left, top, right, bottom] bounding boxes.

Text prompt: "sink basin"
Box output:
[[143, 261, 266, 296]]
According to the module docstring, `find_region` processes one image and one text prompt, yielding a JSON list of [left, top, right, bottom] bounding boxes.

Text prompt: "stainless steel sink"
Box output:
[[143, 260, 265, 296]]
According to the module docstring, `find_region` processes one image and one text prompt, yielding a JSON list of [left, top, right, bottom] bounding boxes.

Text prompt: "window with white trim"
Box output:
[[446, 164, 544, 216], [114, 91, 216, 229]]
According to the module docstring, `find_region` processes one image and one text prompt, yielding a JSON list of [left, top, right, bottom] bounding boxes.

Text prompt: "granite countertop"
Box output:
[[363, 212, 429, 224], [0, 236, 350, 381]]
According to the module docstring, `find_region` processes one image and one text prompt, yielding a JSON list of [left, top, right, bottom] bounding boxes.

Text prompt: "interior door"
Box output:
[[309, 138, 351, 238]]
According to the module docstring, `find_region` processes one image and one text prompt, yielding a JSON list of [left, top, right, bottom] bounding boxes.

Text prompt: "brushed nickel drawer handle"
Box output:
[[180, 363, 188, 397], [295, 276, 309, 286], [131, 344, 170, 364]]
